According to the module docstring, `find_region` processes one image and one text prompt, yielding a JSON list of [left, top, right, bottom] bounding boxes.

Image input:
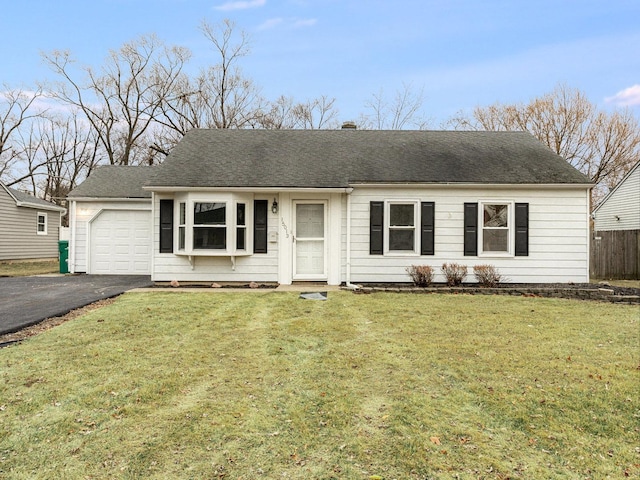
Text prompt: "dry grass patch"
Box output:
[[0, 260, 58, 277], [0, 292, 638, 479]]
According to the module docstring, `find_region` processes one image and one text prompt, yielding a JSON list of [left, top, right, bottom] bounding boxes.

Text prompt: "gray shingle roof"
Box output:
[[1, 182, 66, 211], [147, 129, 592, 188], [67, 165, 154, 199]]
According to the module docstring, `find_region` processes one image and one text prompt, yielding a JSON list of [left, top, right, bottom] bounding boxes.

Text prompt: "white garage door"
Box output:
[[90, 210, 151, 274]]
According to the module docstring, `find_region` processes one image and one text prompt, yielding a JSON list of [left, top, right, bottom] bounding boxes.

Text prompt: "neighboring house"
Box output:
[[67, 129, 593, 284], [590, 160, 640, 280], [592, 160, 640, 231], [0, 181, 66, 261]]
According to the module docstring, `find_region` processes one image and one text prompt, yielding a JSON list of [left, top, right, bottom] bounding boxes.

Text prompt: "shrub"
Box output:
[[441, 263, 467, 286], [406, 265, 434, 287], [473, 264, 503, 287]]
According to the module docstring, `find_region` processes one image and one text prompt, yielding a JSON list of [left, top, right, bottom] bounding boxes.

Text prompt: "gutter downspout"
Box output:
[[345, 188, 360, 290]]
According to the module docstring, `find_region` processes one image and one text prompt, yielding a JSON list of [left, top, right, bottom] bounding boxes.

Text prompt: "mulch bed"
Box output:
[[354, 282, 640, 304]]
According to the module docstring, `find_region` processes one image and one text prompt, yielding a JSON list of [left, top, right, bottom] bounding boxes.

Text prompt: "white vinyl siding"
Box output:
[[347, 186, 590, 284], [593, 163, 640, 231], [152, 195, 280, 282], [0, 188, 61, 261]]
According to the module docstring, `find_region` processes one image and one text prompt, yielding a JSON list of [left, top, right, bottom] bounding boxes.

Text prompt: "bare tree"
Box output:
[[256, 94, 339, 130], [9, 120, 47, 193], [42, 34, 190, 166], [448, 84, 640, 203], [0, 87, 44, 183], [291, 95, 339, 129], [198, 19, 263, 129], [152, 19, 264, 157], [38, 110, 101, 204], [360, 83, 429, 130]]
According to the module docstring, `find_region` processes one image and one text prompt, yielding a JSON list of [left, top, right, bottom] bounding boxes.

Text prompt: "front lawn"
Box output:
[[0, 292, 637, 479]]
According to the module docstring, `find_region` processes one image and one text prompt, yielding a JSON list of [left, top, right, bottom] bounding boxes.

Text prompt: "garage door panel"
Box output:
[[90, 210, 151, 275]]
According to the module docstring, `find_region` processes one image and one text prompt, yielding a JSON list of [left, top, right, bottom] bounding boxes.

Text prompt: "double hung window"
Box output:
[[193, 202, 226, 250], [371, 200, 433, 255], [481, 203, 509, 253], [36, 212, 47, 235], [387, 202, 417, 252], [464, 201, 528, 257]]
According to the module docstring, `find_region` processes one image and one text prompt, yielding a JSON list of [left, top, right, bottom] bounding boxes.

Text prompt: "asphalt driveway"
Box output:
[[0, 275, 153, 335]]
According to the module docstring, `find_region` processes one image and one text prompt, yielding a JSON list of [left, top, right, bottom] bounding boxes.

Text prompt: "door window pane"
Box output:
[[296, 204, 324, 238]]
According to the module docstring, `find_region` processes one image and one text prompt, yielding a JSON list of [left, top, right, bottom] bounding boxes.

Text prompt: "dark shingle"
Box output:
[[67, 166, 154, 198], [147, 130, 591, 188]]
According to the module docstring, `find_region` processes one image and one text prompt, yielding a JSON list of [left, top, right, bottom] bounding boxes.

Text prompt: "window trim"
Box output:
[[384, 200, 420, 255], [478, 201, 514, 257], [36, 212, 47, 235]]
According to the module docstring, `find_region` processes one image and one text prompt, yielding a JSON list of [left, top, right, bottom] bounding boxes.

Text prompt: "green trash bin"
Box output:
[[58, 240, 69, 274]]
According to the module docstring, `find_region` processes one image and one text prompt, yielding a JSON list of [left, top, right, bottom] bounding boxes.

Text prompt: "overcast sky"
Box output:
[[2, 0, 638, 126]]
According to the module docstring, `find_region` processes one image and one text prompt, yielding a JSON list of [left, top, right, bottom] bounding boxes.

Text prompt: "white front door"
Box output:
[[293, 202, 327, 280]]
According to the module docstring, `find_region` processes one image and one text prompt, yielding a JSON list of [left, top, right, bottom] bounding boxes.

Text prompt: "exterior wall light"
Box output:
[[271, 198, 278, 214]]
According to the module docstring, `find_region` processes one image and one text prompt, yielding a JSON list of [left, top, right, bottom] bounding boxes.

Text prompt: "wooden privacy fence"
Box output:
[[590, 229, 640, 280]]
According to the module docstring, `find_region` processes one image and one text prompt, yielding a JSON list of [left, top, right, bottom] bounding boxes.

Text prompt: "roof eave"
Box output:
[[15, 200, 67, 213]]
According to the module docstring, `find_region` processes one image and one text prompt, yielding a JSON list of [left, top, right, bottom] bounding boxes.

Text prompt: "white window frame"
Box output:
[[175, 193, 253, 256], [479, 201, 514, 257], [36, 212, 47, 235], [384, 200, 419, 255], [193, 201, 227, 251]]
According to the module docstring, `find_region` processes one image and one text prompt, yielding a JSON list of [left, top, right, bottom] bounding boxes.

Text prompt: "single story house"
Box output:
[[67, 129, 593, 284], [0, 181, 67, 261], [592, 160, 640, 231]]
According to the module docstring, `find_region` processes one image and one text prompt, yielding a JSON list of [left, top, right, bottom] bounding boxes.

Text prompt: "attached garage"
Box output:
[[89, 209, 151, 274]]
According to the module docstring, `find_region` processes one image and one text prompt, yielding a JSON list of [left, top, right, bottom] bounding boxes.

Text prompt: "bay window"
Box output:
[[163, 194, 259, 256]]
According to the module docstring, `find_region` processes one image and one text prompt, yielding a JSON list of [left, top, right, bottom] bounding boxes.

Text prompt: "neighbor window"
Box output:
[[193, 202, 226, 250], [481, 203, 509, 253], [36, 212, 47, 235], [387, 202, 418, 253]]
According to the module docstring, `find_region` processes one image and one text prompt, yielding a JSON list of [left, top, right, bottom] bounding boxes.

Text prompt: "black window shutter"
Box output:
[[420, 202, 435, 255], [253, 200, 268, 254], [159, 199, 174, 253], [463, 203, 478, 256], [370, 201, 384, 255], [515, 203, 529, 256]]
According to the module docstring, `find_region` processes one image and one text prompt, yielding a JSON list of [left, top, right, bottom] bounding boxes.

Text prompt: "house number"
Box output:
[[281, 217, 290, 238]]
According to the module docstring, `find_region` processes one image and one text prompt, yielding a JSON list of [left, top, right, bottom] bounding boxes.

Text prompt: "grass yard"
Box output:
[[0, 260, 58, 277], [591, 278, 640, 289], [0, 292, 638, 479]]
